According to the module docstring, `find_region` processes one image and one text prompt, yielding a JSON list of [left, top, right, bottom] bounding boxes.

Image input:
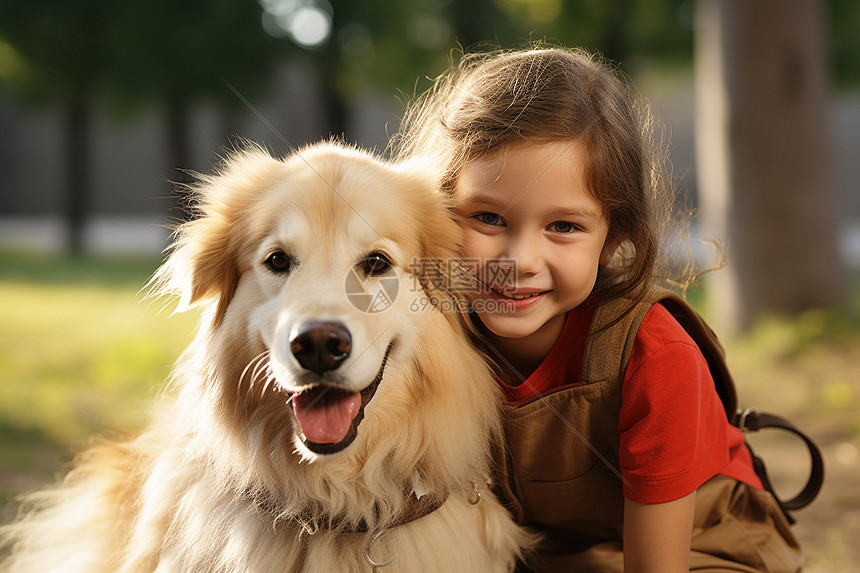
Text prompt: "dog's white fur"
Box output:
[[0, 142, 534, 572]]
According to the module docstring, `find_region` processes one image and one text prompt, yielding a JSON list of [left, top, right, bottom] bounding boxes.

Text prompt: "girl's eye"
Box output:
[[549, 221, 580, 233], [361, 252, 392, 276], [265, 250, 293, 274], [476, 212, 504, 226]]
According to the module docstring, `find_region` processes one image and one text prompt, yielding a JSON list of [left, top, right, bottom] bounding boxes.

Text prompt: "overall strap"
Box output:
[[656, 290, 738, 419], [581, 294, 652, 385], [583, 288, 739, 417]]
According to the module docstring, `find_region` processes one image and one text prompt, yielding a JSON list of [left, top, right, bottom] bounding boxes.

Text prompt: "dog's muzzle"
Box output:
[[287, 323, 393, 455]]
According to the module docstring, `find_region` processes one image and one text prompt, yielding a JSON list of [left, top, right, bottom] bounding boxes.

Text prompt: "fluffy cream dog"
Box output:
[[0, 142, 534, 572]]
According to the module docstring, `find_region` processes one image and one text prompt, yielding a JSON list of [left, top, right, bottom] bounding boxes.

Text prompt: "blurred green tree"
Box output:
[[0, 0, 106, 253], [104, 0, 275, 203], [0, 0, 276, 251], [321, 0, 698, 105]]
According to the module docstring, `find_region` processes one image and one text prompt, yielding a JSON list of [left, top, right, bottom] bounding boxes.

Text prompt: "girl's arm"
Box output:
[[623, 490, 696, 573]]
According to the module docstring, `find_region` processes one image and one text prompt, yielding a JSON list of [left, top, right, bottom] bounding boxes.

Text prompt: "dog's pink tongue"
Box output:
[[292, 389, 361, 444]]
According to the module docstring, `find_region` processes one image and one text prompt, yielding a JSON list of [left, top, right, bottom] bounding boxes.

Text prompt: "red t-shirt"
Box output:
[[499, 302, 763, 503]]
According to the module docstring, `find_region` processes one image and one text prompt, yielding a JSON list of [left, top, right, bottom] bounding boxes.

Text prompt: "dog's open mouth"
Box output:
[[291, 344, 392, 455]]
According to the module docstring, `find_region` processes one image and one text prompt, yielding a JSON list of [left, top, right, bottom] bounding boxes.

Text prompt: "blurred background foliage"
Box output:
[[0, 0, 854, 137], [2, 0, 857, 106]]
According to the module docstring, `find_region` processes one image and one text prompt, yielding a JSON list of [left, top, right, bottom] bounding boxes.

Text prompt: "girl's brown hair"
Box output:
[[393, 45, 700, 306]]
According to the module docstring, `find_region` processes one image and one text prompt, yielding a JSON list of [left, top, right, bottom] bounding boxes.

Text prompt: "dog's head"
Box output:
[[155, 142, 477, 463]]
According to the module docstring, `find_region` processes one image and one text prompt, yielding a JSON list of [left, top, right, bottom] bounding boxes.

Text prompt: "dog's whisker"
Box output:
[[239, 351, 271, 394], [254, 359, 278, 399], [238, 360, 259, 392], [260, 368, 279, 399], [239, 363, 255, 392], [251, 356, 271, 387]]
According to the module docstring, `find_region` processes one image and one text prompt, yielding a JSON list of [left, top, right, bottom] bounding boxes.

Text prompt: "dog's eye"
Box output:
[[265, 251, 293, 274], [361, 253, 392, 276]]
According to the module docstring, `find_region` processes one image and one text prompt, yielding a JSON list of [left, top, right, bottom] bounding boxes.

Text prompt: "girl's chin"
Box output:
[[474, 313, 546, 341], [473, 306, 569, 344]]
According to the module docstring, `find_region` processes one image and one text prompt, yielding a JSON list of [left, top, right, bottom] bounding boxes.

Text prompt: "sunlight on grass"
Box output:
[[0, 265, 197, 447], [0, 253, 199, 508]]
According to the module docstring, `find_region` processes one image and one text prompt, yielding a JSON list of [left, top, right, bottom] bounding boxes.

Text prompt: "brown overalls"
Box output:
[[494, 294, 804, 572]]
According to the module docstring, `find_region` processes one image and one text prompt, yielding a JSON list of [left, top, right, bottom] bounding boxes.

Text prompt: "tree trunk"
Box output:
[[63, 93, 90, 255], [320, 55, 347, 142], [695, 0, 844, 334], [166, 93, 192, 223]]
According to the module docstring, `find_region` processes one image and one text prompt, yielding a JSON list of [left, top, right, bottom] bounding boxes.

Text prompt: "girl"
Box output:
[[394, 46, 803, 572]]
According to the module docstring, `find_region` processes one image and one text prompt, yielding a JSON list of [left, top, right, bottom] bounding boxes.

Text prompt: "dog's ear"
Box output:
[[420, 188, 464, 264], [156, 215, 241, 317], [396, 158, 462, 264], [152, 145, 277, 318], [401, 171, 482, 332]]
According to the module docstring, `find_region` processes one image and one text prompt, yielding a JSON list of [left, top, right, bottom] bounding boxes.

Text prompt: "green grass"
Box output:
[[0, 251, 197, 506], [0, 249, 167, 287]]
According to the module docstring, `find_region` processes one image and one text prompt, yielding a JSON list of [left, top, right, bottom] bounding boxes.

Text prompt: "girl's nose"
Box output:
[[505, 232, 542, 277]]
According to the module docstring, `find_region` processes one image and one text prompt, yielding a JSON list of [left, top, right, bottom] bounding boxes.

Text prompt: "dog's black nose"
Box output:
[[289, 322, 352, 376]]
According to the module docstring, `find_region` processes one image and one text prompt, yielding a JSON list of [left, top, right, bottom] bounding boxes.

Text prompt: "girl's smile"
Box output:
[[484, 284, 548, 308], [454, 140, 614, 372]]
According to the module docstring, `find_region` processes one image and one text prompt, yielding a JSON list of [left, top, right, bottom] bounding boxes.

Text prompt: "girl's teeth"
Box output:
[[509, 292, 539, 300], [490, 286, 542, 300]]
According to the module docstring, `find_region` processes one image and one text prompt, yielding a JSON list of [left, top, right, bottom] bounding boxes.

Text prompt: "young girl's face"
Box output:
[[453, 141, 613, 345]]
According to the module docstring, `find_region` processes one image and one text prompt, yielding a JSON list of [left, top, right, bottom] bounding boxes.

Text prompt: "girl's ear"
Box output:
[[600, 238, 621, 266]]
